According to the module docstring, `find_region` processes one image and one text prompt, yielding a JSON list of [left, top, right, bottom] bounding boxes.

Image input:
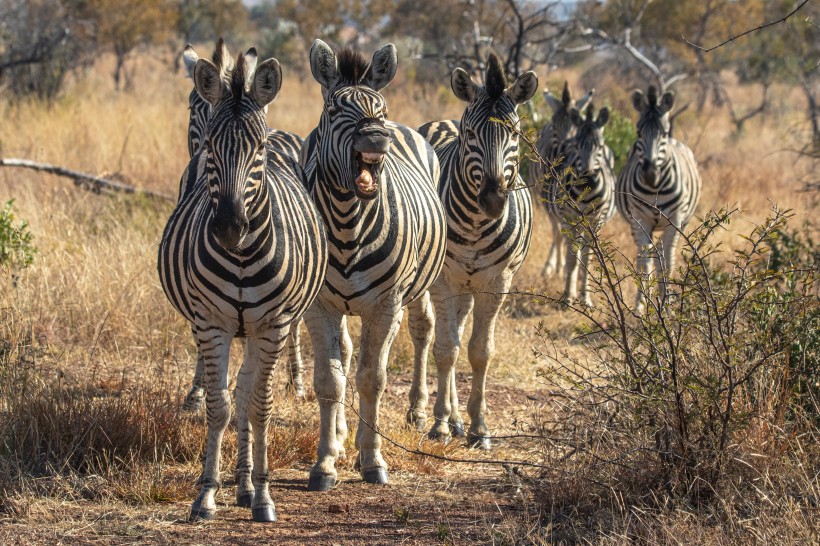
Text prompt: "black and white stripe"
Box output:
[[301, 41, 446, 490], [415, 54, 537, 448], [549, 103, 616, 307], [158, 52, 327, 522], [616, 85, 701, 313]]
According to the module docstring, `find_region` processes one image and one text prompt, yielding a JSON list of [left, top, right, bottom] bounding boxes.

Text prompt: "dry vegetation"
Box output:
[[0, 50, 817, 544]]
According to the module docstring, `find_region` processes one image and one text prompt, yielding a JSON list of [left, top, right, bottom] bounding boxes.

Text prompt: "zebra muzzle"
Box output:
[[353, 152, 384, 200]]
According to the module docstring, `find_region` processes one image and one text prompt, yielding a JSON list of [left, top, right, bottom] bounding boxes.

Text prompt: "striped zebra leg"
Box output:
[[406, 292, 434, 431], [182, 326, 206, 412], [659, 225, 682, 303], [354, 307, 403, 484], [189, 327, 232, 521], [544, 214, 566, 277], [631, 220, 656, 315], [285, 324, 304, 397], [234, 340, 255, 508], [429, 282, 473, 441], [336, 315, 352, 460], [563, 228, 582, 305], [466, 289, 506, 450], [579, 235, 595, 308], [305, 305, 347, 491]]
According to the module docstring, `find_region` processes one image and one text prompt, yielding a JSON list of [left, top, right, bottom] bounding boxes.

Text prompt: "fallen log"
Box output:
[[0, 158, 174, 202]]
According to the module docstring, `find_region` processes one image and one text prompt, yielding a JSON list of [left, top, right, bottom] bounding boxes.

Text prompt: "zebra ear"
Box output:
[[544, 89, 563, 113], [182, 44, 199, 79], [310, 39, 338, 90], [249, 58, 282, 108], [660, 91, 675, 114], [506, 71, 538, 105], [631, 90, 647, 113], [569, 107, 583, 127], [596, 106, 610, 128], [576, 88, 595, 111], [365, 43, 398, 91], [194, 58, 226, 105], [244, 48, 259, 81], [451, 68, 476, 103]]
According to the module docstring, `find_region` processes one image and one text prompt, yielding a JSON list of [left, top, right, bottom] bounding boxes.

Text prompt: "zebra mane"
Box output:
[[485, 53, 507, 100], [647, 85, 659, 108], [585, 102, 595, 122], [561, 81, 571, 106], [337, 48, 371, 86], [230, 52, 248, 102], [212, 37, 232, 73]]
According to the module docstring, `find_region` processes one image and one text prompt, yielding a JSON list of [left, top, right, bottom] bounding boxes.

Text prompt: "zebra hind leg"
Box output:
[[406, 292, 433, 431]]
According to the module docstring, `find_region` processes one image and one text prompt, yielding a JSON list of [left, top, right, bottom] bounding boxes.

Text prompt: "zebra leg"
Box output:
[[234, 339, 255, 508], [406, 292, 433, 431], [304, 305, 346, 491], [189, 327, 232, 521], [336, 315, 352, 460], [355, 306, 403, 484], [183, 326, 206, 412], [285, 322, 304, 397], [544, 214, 564, 277], [245, 330, 288, 523], [632, 223, 655, 315], [579, 235, 594, 308], [466, 289, 505, 450], [448, 365, 465, 437], [563, 229, 580, 305], [659, 226, 682, 305]]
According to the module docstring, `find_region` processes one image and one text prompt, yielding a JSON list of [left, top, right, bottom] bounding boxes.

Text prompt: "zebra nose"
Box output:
[[354, 118, 391, 154], [211, 201, 249, 249], [478, 179, 508, 219]]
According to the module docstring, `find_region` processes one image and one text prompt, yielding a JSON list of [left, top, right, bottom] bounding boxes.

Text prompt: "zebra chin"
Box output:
[[477, 187, 508, 219], [640, 167, 660, 188], [210, 212, 249, 250]]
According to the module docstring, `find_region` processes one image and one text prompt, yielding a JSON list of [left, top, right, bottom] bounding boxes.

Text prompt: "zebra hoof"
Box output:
[[189, 505, 215, 522], [467, 434, 492, 450], [405, 410, 427, 431], [362, 467, 389, 485], [450, 421, 466, 438], [286, 382, 305, 398], [182, 396, 204, 413], [236, 492, 254, 508], [307, 472, 337, 491], [252, 505, 277, 523], [427, 429, 452, 443]]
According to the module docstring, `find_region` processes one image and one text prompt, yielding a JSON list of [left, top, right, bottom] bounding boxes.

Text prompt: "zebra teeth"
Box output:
[[360, 153, 385, 164]]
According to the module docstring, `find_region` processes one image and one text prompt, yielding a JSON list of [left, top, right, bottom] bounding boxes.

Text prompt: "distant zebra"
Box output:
[[616, 85, 701, 313], [158, 52, 327, 522], [180, 40, 310, 405], [415, 54, 537, 448], [301, 40, 446, 490], [549, 103, 616, 307], [528, 82, 594, 277]]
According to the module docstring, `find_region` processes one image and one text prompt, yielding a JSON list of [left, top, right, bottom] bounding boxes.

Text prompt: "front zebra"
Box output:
[[528, 82, 594, 277], [616, 85, 701, 313], [302, 41, 446, 490], [158, 53, 327, 522], [180, 40, 310, 404], [550, 103, 616, 307], [415, 54, 537, 448]]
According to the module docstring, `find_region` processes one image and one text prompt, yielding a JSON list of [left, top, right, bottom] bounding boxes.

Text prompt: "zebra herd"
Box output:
[[158, 39, 701, 522]]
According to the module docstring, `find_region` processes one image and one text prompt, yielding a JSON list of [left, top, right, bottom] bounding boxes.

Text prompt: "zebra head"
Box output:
[[543, 82, 594, 153], [632, 85, 675, 188], [567, 103, 610, 175], [193, 50, 280, 250], [310, 39, 396, 201], [451, 54, 537, 219]]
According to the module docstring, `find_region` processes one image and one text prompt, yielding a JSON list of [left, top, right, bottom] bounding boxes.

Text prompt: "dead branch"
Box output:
[[0, 158, 174, 202]]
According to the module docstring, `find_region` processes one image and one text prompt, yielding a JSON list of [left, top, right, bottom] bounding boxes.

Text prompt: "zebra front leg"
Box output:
[[336, 315, 353, 460], [579, 235, 594, 308], [659, 225, 682, 306], [304, 305, 346, 491], [448, 365, 465, 437], [632, 223, 655, 315], [183, 326, 206, 412], [563, 228, 581, 305], [406, 292, 433, 431], [245, 330, 288, 522], [355, 306, 403, 484], [234, 339, 255, 508], [285, 322, 304, 397], [466, 290, 505, 450], [544, 214, 564, 277], [189, 327, 232, 521]]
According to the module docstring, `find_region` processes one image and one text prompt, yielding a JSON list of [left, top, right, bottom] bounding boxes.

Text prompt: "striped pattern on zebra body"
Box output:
[[414, 53, 537, 449], [301, 40, 446, 490], [549, 103, 616, 307], [527, 82, 594, 278], [616, 85, 701, 314], [158, 52, 327, 522], [180, 41, 310, 407]]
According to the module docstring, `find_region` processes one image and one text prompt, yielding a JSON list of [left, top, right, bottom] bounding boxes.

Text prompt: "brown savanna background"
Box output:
[[0, 1, 818, 544]]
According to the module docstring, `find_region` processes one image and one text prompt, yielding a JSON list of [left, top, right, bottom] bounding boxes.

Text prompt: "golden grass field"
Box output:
[[0, 50, 817, 544]]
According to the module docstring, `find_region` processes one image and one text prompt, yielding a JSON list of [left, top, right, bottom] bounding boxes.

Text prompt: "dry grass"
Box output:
[[0, 49, 817, 543]]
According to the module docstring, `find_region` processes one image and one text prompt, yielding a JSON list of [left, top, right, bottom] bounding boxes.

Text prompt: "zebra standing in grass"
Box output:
[[415, 54, 537, 448], [158, 52, 327, 522], [616, 85, 701, 313], [180, 40, 310, 404], [301, 40, 446, 490], [549, 103, 616, 307], [528, 82, 594, 278]]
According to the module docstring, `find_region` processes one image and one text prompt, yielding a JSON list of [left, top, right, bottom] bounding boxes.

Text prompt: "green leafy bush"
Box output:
[[0, 199, 37, 273], [602, 105, 637, 173]]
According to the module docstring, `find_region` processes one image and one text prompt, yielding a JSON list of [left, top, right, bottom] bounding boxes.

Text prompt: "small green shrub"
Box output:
[[602, 105, 637, 173], [0, 200, 37, 273]]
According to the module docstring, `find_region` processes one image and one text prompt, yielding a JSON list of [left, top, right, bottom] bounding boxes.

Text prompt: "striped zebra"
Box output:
[[550, 102, 616, 307], [528, 82, 594, 277], [416, 54, 537, 449], [616, 85, 701, 313], [158, 52, 327, 522], [180, 40, 310, 404], [301, 40, 446, 490]]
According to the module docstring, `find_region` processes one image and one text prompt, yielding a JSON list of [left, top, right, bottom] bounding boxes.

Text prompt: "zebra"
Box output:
[[549, 102, 616, 307], [616, 85, 701, 313], [415, 53, 537, 449], [158, 51, 327, 522], [528, 82, 594, 278], [301, 40, 446, 490], [180, 40, 310, 405]]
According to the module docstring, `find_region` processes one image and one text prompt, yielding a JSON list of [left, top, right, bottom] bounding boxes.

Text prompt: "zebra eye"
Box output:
[[464, 129, 478, 142]]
